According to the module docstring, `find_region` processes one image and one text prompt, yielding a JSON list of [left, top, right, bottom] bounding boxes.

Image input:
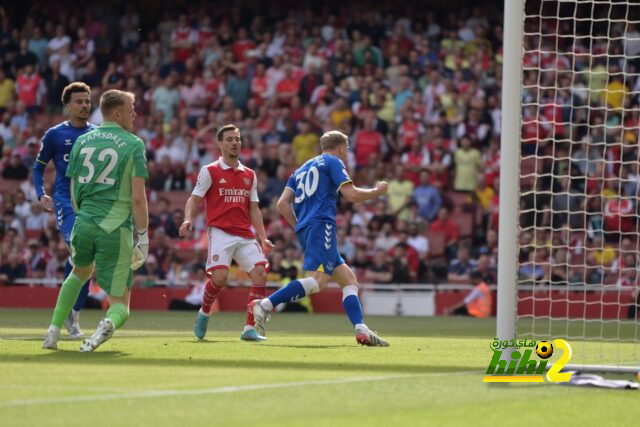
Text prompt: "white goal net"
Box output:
[[516, 0, 640, 371]]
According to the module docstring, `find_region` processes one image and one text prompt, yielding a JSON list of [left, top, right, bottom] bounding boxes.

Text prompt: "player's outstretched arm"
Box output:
[[276, 188, 297, 229], [179, 195, 203, 237], [339, 181, 388, 204], [250, 201, 275, 254]]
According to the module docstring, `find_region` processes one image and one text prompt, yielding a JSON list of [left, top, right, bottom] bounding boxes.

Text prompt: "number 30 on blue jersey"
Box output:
[[285, 154, 351, 233]]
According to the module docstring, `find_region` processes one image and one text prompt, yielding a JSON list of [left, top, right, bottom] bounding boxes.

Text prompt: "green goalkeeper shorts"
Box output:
[[70, 216, 133, 297]]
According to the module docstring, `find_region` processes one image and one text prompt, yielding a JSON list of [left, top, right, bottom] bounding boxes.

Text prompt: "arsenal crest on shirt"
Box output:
[[243, 178, 251, 187]]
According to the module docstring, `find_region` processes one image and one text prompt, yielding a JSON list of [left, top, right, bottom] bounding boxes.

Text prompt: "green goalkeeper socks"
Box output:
[[107, 303, 129, 329], [50, 274, 84, 328]]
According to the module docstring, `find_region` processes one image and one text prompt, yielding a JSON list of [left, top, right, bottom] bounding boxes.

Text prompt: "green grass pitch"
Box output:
[[0, 308, 637, 426]]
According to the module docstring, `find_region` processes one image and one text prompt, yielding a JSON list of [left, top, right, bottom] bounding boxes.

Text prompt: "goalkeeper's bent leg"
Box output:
[[64, 258, 90, 312], [50, 273, 85, 328]]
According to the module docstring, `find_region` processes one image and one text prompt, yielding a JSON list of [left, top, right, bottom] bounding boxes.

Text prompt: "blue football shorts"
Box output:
[[296, 221, 345, 276], [55, 204, 76, 246]]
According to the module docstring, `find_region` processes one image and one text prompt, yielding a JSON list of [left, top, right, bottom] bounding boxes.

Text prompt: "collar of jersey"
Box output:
[[219, 157, 245, 171], [99, 121, 122, 129]]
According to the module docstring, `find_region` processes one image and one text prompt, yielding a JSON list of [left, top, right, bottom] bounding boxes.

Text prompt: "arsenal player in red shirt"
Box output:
[[179, 124, 274, 341]]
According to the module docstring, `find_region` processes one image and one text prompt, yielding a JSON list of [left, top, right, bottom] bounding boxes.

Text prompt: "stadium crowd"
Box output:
[[1, 0, 638, 290]]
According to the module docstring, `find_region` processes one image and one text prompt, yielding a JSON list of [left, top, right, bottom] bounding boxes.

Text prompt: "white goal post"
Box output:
[[499, 0, 640, 374]]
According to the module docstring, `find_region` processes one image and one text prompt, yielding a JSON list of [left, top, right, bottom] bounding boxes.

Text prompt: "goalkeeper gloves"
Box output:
[[131, 229, 149, 270]]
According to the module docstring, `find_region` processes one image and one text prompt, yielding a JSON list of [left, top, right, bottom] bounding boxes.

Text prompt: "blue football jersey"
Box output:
[[35, 121, 96, 207], [285, 154, 352, 233]]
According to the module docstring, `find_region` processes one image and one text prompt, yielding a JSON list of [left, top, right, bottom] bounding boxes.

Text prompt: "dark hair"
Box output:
[[216, 124, 239, 141], [61, 82, 91, 105]]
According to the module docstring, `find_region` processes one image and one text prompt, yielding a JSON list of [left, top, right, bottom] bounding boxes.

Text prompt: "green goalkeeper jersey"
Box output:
[[66, 121, 148, 233]]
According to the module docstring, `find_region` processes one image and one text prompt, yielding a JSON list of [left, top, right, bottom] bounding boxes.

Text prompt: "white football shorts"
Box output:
[[206, 226, 268, 273]]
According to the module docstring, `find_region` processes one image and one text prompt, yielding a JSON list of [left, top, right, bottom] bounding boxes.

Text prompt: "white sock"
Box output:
[[199, 308, 211, 317], [48, 325, 60, 333], [299, 277, 320, 294], [243, 325, 255, 333], [260, 298, 274, 312], [355, 323, 369, 333], [342, 285, 359, 300]]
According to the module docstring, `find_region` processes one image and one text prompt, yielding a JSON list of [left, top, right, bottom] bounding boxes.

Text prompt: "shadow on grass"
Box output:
[[3, 352, 481, 375], [261, 344, 351, 349], [179, 340, 350, 349]]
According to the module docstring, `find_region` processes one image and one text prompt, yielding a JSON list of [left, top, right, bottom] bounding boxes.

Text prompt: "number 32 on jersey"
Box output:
[[77, 147, 118, 186]]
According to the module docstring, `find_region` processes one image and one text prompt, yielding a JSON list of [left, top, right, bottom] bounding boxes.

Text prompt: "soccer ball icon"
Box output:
[[536, 341, 553, 359]]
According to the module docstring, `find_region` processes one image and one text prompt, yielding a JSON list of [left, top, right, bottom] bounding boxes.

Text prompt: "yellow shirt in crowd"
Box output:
[[388, 178, 414, 220], [0, 78, 15, 109], [475, 186, 495, 211], [293, 133, 319, 165], [454, 148, 482, 191]]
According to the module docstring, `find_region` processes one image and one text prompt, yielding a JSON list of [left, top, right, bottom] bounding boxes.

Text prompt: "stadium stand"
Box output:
[[1, 0, 621, 314]]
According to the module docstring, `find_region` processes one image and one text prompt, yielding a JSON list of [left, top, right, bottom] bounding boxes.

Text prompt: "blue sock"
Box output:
[[342, 295, 364, 326], [73, 281, 90, 311], [65, 259, 89, 312], [268, 280, 306, 306], [342, 285, 364, 326], [64, 259, 72, 279]]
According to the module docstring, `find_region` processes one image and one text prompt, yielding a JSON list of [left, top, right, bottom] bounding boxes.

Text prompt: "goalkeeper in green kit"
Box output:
[[42, 89, 149, 352]]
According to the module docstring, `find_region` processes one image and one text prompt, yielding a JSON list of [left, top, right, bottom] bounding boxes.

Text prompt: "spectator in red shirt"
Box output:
[[353, 115, 386, 168], [16, 64, 44, 114], [429, 207, 460, 258], [232, 27, 256, 63], [196, 16, 215, 50], [401, 139, 430, 186], [396, 108, 425, 150], [603, 190, 635, 241], [426, 133, 452, 189], [275, 65, 300, 107], [251, 62, 269, 106], [171, 15, 196, 63]]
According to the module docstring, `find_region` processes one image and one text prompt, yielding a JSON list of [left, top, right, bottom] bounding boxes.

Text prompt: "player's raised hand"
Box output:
[[262, 238, 275, 255], [40, 194, 54, 212], [375, 181, 389, 196], [179, 220, 193, 237]]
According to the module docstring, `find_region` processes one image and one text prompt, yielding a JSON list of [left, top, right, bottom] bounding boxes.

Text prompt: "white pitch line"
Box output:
[[0, 370, 480, 408], [0, 384, 128, 392]]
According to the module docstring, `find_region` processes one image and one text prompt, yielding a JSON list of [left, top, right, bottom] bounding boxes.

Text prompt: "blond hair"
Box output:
[[319, 130, 348, 151], [100, 89, 135, 116]]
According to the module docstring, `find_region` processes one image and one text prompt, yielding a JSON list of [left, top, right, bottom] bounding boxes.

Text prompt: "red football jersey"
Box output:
[[192, 158, 259, 239], [17, 74, 41, 107]]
